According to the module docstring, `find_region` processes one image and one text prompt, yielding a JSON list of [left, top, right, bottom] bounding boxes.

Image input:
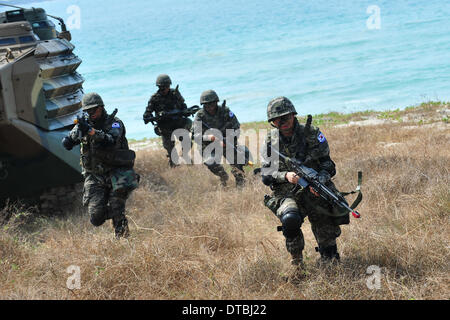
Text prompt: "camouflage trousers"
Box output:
[[82, 171, 133, 229], [203, 146, 246, 187], [205, 163, 246, 187], [161, 118, 193, 167], [276, 197, 341, 256]]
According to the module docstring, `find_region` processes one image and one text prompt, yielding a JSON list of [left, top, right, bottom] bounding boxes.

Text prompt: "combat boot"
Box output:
[[169, 161, 179, 168], [291, 252, 304, 267], [113, 217, 130, 239], [168, 157, 179, 168], [231, 166, 246, 188], [316, 245, 340, 265], [219, 173, 229, 187]]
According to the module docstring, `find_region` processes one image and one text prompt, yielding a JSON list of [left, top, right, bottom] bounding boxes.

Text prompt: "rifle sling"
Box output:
[[340, 171, 363, 209]]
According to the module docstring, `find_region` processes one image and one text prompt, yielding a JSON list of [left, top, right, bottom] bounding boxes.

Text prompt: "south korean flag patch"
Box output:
[[112, 122, 121, 128], [317, 131, 326, 143], [229, 111, 234, 118]]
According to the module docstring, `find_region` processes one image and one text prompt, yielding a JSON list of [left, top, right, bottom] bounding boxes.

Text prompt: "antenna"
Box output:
[[0, 2, 25, 10]]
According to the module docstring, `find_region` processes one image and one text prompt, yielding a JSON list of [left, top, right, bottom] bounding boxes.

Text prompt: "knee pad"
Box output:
[[280, 209, 303, 238]]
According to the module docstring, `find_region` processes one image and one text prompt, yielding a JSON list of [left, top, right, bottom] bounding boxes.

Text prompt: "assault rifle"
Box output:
[[63, 109, 119, 151], [74, 109, 118, 139], [143, 105, 200, 125], [269, 147, 362, 219]]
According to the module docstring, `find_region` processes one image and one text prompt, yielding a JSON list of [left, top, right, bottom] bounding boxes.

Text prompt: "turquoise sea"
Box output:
[[12, 0, 450, 139]]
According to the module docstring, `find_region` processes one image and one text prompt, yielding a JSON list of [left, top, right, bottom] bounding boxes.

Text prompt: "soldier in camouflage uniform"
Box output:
[[62, 93, 139, 239], [143, 74, 192, 167], [192, 90, 246, 187], [261, 97, 343, 266]]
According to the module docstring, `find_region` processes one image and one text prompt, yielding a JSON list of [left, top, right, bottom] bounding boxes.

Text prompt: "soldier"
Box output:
[[62, 93, 139, 239], [192, 90, 246, 188], [261, 97, 343, 266], [143, 74, 192, 167]]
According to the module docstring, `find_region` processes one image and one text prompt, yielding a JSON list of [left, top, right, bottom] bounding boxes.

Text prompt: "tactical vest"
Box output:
[[195, 106, 240, 149], [270, 120, 326, 174], [266, 120, 351, 224], [80, 114, 134, 174], [149, 89, 185, 114], [197, 106, 239, 133]]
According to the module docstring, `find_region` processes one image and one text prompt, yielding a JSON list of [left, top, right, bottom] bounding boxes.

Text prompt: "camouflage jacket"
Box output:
[[191, 105, 240, 148], [69, 110, 132, 175], [261, 118, 336, 197], [143, 87, 188, 119]]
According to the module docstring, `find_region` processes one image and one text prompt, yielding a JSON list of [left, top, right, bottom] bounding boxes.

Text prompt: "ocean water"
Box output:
[[14, 0, 450, 139]]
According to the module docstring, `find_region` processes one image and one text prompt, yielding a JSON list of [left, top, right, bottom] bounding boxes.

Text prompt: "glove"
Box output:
[[90, 130, 115, 147], [90, 130, 105, 143], [261, 174, 275, 186], [318, 170, 331, 184], [62, 136, 75, 150]]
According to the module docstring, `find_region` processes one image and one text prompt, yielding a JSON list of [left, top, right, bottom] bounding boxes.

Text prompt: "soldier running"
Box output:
[[261, 97, 345, 266], [191, 90, 246, 188], [143, 74, 193, 167], [62, 93, 139, 239]]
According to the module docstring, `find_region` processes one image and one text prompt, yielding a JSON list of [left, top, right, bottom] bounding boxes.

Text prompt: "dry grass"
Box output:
[[0, 103, 449, 300]]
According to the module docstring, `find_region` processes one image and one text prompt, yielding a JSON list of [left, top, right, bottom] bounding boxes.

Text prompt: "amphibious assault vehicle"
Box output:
[[0, 4, 84, 209]]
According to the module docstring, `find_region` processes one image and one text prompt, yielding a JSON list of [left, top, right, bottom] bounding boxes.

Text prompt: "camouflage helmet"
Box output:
[[156, 74, 172, 87], [267, 96, 297, 122], [82, 92, 104, 111], [200, 90, 219, 105]]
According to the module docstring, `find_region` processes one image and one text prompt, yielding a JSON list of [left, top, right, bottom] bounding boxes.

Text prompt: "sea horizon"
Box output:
[[7, 0, 450, 139]]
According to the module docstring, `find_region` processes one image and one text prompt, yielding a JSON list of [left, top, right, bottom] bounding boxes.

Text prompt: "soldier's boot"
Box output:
[[219, 173, 229, 187], [291, 252, 304, 267], [113, 216, 130, 239], [168, 156, 179, 168], [316, 244, 340, 265], [209, 164, 229, 187], [231, 166, 246, 188]]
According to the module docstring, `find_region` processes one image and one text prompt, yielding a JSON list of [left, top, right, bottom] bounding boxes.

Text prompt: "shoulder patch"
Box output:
[[229, 111, 234, 118], [112, 122, 121, 128], [317, 131, 326, 143]]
